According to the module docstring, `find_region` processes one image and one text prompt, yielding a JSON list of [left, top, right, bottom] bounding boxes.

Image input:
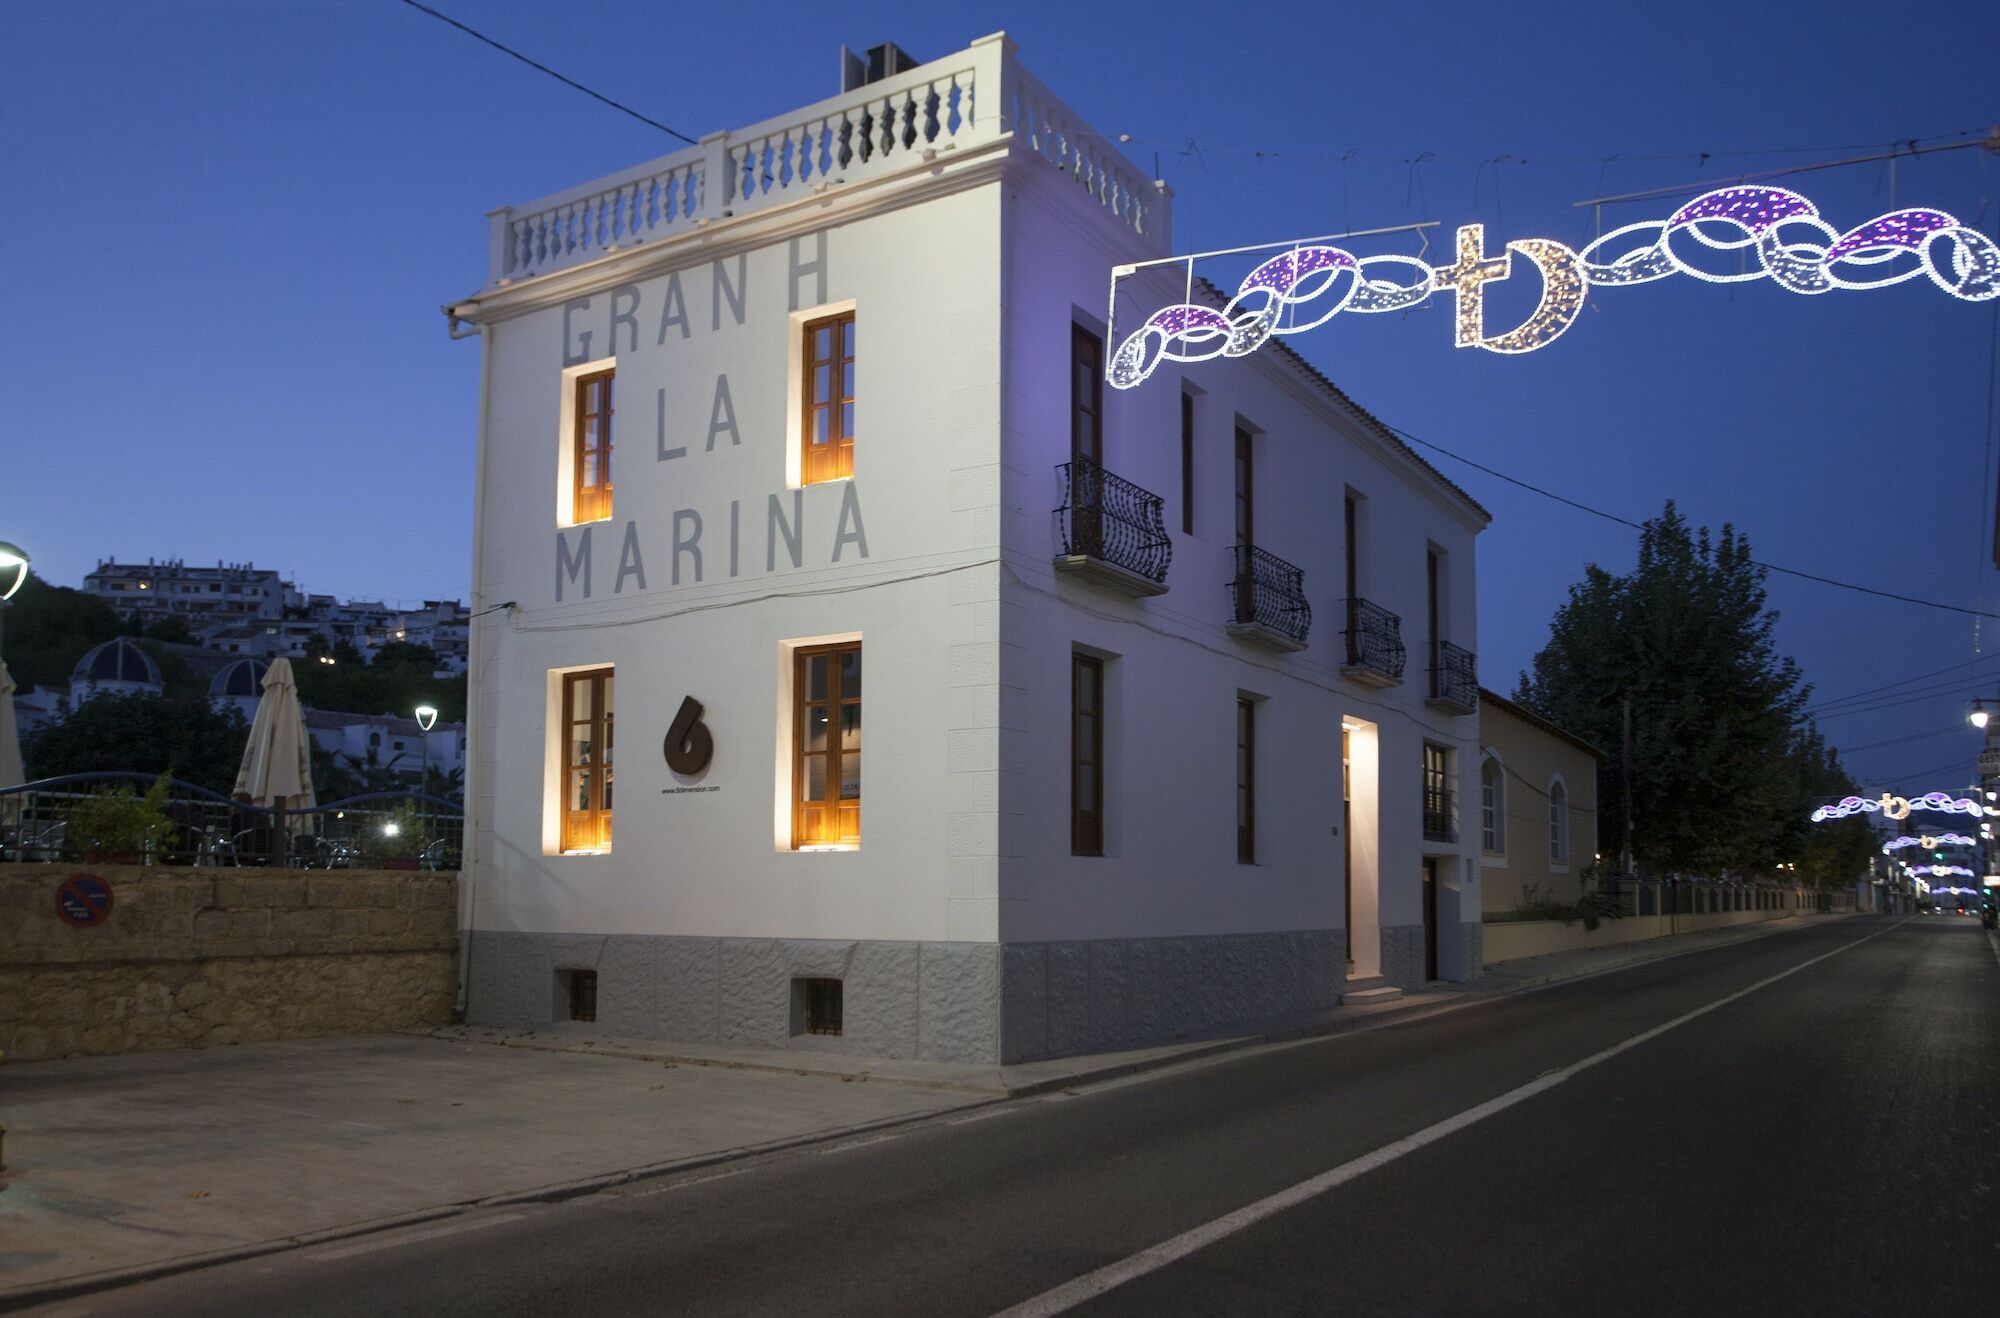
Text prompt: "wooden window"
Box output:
[[1344, 493, 1359, 601], [802, 313, 856, 485], [1180, 391, 1195, 534], [1481, 755, 1505, 855], [1427, 546, 1441, 652], [793, 642, 861, 847], [1233, 427, 1254, 546], [560, 668, 614, 853], [1071, 325, 1103, 467], [1549, 779, 1569, 864], [1072, 654, 1105, 856], [1236, 698, 1256, 864], [572, 369, 614, 523]]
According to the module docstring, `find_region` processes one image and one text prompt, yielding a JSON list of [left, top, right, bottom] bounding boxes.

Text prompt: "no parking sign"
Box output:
[[56, 873, 115, 928]]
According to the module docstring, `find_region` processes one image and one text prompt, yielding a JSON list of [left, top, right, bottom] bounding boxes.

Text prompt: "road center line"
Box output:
[[993, 917, 1913, 1318]]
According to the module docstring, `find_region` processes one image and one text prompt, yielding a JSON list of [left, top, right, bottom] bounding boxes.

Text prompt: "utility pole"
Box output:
[[1620, 693, 1636, 883]]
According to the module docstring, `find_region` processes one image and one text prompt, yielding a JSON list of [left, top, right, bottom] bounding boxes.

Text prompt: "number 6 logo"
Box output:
[[664, 696, 714, 775]]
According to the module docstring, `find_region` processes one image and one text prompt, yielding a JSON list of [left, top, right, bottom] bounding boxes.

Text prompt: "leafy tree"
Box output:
[[294, 640, 465, 723], [1515, 502, 1820, 878], [23, 692, 248, 795], [0, 572, 122, 689]]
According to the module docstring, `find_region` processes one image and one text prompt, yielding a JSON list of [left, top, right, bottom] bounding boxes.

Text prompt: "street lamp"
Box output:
[[414, 704, 439, 793], [0, 540, 28, 656], [1971, 701, 1990, 729]]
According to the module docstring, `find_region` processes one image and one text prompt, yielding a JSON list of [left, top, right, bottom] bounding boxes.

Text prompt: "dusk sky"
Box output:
[[4, 0, 1995, 791]]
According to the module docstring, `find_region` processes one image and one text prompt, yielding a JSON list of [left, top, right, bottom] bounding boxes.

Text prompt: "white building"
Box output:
[[447, 35, 1488, 1064], [67, 637, 165, 710], [84, 559, 297, 627]]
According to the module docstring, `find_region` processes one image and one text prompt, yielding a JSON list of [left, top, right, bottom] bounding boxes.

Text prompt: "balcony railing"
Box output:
[[482, 37, 1167, 287], [1053, 457, 1172, 593], [1428, 639, 1478, 713], [1341, 598, 1406, 687], [1227, 544, 1311, 649], [1423, 787, 1457, 844]]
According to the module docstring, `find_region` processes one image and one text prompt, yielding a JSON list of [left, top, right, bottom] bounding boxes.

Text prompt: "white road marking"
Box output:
[[994, 917, 1913, 1317], [305, 1212, 528, 1261]]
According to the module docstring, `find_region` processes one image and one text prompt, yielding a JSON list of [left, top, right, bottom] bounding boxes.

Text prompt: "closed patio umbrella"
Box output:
[[0, 659, 24, 822], [233, 658, 315, 853]]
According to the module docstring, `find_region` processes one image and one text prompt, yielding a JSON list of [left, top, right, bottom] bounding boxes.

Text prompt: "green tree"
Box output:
[[0, 572, 123, 689], [23, 692, 248, 795], [1515, 502, 1813, 877], [294, 640, 465, 724]]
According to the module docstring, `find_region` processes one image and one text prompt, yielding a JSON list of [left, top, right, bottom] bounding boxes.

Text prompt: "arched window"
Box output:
[[1480, 754, 1505, 855], [1548, 777, 1569, 866]]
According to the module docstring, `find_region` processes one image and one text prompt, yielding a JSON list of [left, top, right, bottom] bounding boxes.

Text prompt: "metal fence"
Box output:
[[0, 773, 463, 870]]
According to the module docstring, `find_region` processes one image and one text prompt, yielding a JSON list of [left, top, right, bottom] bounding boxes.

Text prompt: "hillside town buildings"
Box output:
[[448, 34, 1494, 1064]]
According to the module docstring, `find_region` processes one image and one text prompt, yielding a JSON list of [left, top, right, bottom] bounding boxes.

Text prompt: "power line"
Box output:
[[1812, 682, 1994, 723], [1834, 724, 1977, 755], [397, 0, 697, 144], [1806, 653, 2000, 713], [1387, 425, 2000, 622]]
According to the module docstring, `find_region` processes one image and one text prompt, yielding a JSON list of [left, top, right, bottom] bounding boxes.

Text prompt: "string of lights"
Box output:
[[396, 0, 697, 144]]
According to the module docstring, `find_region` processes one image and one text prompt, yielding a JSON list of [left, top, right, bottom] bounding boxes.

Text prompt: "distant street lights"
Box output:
[[414, 704, 439, 793]]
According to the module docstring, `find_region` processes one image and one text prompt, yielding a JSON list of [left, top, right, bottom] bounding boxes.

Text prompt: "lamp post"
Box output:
[[0, 540, 28, 657], [414, 704, 438, 794]]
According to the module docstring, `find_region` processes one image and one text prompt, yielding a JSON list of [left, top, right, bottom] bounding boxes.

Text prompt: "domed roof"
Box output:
[[209, 657, 270, 699], [73, 637, 163, 687]]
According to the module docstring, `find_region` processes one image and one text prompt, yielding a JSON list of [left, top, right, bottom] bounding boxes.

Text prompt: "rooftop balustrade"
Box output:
[[483, 36, 1168, 288]]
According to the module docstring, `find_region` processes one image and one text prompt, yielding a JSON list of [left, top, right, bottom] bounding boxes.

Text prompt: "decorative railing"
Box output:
[[1053, 457, 1172, 585], [1430, 639, 1478, 708], [485, 36, 1165, 286], [1229, 545, 1311, 642], [0, 773, 463, 870], [1342, 598, 1407, 681], [1423, 786, 1457, 844], [1006, 65, 1168, 244]]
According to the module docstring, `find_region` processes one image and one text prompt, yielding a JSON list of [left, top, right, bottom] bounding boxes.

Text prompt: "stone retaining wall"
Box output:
[[1, 865, 457, 1063]]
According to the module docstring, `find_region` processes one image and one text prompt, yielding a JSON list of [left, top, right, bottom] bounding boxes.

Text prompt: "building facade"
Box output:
[[450, 35, 1488, 1064], [1475, 689, 1602, 915]]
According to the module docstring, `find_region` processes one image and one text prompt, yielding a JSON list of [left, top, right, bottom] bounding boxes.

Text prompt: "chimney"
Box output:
[[839, 41, 919, 92]]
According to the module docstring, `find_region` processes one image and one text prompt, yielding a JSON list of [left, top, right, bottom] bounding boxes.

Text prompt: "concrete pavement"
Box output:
[[0, 912, 1857, 1308]]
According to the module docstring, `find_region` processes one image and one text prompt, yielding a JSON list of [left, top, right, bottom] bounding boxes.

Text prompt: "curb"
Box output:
[[0, 912, 1867, 1311]]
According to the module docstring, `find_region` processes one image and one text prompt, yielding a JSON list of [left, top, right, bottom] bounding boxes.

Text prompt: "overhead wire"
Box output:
[[1385, 425, 2000, 622], [396, 0, 697, 144]]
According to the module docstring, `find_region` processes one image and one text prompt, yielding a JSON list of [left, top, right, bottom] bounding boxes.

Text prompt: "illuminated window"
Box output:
[[1072, 654, 1104, 856], [802, 313, 855, 485], [572, 368, 614, 523], [560, 668, 614, 852], [793, 642, 861, 847]]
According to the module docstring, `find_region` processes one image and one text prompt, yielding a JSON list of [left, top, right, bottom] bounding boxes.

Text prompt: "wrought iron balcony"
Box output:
[[1052, 457, 1172, 597], [1225, 544, 1311, 651], [1341, 598, 1406, 688], [1428, 639, 1478, 714], [1422, 786, 1457, 844]]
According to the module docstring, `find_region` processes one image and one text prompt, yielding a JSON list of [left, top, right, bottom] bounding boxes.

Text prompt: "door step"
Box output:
[[1341, 976, 1403, 1005]]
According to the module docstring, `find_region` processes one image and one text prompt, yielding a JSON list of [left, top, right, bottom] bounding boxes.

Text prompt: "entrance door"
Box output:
[[1342, 725, 1353, 967], [1422, 858, 1439, 981]]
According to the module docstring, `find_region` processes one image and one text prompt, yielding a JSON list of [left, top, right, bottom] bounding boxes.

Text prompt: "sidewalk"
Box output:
[[0, 912, 1857, 1305]]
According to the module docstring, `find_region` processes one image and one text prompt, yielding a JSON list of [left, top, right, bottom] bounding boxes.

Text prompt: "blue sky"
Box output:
[[3, 0, 1995, 790]]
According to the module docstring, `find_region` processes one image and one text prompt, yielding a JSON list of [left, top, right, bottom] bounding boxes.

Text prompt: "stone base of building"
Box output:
[[467, 927, 1360, 1067], [465, 931, 1001, 1065], [1378, 922, 1484, 989], [999, 929, 1343, 1063]]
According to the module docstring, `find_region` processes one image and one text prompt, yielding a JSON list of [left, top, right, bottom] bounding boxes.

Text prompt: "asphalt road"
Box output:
[[31, 916, 2000, 1316]]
